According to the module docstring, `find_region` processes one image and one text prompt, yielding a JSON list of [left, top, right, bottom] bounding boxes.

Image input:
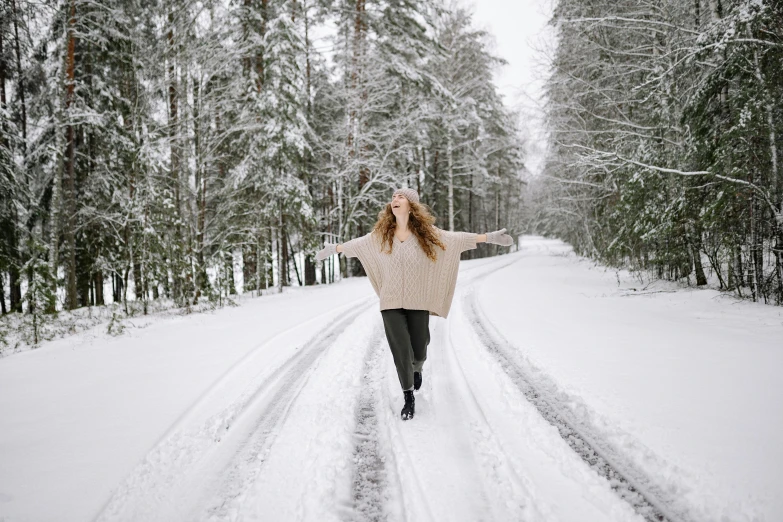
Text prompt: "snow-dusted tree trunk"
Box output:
[[2, 4, 24, 312], [447, 131, 454, 231], [63, 0, 78, 311]]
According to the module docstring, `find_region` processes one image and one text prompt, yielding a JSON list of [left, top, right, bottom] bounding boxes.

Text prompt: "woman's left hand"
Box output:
[[485, 228, 514, 247], [315, 242, 338, 261]]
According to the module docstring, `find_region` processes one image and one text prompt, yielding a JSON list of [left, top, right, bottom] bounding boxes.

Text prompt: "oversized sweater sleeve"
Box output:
[[340, 232, 373, 259], [457, 231, 479, 252], [340, 232, 384, 297], [437, 229, 479, 253]]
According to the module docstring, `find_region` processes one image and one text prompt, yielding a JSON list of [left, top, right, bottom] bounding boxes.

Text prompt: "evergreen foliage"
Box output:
[[0, 0, 524, 326], [530, 0, 783, 304]]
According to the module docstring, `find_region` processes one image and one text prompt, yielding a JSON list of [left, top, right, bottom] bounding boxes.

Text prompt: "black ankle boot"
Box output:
[[401, 390, 415, 420], [414, 371, 422, 391]]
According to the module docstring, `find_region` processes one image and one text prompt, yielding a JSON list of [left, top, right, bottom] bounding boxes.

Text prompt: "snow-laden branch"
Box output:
[[565, 142, 781, 222]]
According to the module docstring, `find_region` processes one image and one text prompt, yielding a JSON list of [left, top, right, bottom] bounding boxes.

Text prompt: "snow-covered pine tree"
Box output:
[[533, 0, 783, 304], [426, 4, 524, 244], [0, 0, 528, 328]]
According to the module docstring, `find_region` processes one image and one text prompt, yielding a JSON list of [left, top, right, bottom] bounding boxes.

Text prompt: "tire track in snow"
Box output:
[[345, 338, 402, 522], [441, 307, 549, 521], [376, 358, 440, 522], [199, 303, 377, 521], [97, 299, 373, 522], [97, 258, 517, 522], [464, 288, 693, 522], [349, 256, 523, 522], [115, 294, 374, 466]]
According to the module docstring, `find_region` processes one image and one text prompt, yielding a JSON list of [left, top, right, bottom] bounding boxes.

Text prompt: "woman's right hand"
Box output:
[[315, 242, 338, 261]]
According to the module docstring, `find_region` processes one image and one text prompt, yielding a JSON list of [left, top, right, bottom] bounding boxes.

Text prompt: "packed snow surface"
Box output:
[[0, 236, 780, 521]]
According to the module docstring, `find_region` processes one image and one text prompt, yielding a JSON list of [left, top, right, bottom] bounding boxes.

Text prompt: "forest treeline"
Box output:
[[0, 0, 524, 323], [529, 0, 783, 304]]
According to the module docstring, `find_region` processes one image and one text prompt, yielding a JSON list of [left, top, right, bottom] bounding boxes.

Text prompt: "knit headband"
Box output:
[[392, 187, 420, 205]]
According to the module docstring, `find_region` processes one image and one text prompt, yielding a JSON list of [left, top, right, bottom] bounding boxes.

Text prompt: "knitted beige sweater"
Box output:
[[341, 227, 478, 318]]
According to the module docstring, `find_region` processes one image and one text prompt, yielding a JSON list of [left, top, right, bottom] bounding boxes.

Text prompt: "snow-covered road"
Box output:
[[1, 237, 780, 521]]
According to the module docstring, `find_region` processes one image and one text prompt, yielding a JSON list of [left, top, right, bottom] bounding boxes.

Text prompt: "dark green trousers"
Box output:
[[381, 308, 430, 390]]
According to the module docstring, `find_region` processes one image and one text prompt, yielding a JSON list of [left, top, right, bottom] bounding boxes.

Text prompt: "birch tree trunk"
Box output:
[[278, 200, 285, 293], [447, 131, 454, 231]]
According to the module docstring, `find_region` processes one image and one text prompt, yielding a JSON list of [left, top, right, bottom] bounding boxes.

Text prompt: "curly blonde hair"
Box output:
[[372, 200, 446, 261]]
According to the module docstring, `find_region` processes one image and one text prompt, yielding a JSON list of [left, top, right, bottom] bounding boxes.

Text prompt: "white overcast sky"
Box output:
[[461, 0, 556, 176]]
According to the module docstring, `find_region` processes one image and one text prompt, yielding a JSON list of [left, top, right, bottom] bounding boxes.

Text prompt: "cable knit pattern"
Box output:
[[341, 227, 478, 318]]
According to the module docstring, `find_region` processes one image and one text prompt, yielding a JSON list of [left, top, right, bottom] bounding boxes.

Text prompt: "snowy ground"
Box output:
[[0, 236, 780, 522]]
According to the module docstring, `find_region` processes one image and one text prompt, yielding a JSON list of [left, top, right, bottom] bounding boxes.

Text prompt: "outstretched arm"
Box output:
[[316, 233, 371, 261], [476, 234, 487, 243]]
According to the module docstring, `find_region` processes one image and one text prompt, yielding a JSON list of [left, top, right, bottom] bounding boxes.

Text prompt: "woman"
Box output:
[[315, 188, 513, 420]]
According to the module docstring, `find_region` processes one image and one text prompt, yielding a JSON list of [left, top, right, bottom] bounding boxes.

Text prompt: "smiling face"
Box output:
[[391, 193, 411, 220]]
